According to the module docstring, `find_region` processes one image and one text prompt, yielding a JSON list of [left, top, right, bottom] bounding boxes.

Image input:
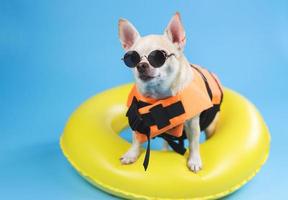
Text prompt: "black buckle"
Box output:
[[126, 97, 150, 134], [149, 104, 171, 129]]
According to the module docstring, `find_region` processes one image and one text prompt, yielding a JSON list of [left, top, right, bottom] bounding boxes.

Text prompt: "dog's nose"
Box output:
[[136, 62, 149, 73]]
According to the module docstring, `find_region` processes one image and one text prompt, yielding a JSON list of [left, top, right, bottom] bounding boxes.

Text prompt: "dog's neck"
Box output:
[[136, 55, 193, 99]]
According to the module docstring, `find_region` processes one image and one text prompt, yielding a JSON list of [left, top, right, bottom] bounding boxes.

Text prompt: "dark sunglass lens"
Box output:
[[148, 50, 166, 68], [123, 51, 140, 68]]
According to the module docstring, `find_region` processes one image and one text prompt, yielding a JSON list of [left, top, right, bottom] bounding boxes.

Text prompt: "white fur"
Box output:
[[119, 13, 219, 172]]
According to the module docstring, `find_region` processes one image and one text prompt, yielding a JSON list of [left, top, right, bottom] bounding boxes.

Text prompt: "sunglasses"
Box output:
[[122, 50, 175, 68]]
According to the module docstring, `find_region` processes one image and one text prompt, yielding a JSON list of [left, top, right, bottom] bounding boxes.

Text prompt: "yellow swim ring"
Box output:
[[60, 83, 270, 199]]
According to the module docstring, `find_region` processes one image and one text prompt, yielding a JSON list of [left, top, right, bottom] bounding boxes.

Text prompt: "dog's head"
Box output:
[[118, 13, 188, 98]]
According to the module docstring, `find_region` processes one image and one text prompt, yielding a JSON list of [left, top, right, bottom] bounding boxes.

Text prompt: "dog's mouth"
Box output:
[[139, 74, 158, 81]]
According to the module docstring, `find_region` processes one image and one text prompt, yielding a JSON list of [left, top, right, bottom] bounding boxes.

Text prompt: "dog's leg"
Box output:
[[120, 132, 141, 164], [205, 112, 219, 139], [185, 115, 202, 172]]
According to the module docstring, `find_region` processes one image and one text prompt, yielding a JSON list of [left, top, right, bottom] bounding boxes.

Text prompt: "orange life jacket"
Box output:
[[126, 64, 223, 170]]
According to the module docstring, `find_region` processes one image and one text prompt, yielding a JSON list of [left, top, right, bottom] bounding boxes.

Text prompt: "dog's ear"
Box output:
[[164, 12, 186, 50], [118, 19, 140, 50]]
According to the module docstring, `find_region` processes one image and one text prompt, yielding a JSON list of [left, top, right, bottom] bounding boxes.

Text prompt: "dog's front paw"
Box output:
[[120, 148, 140, 165], [187, 153, 202, 173]]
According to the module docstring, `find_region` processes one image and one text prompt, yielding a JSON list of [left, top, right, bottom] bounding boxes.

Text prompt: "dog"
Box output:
[[118, 12, 221, 172]]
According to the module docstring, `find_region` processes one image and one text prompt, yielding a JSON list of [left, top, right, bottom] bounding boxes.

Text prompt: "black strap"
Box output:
[[126, 97, 151, 170], [126, 97, 186, 170], [126, 97, 185, 135], [157, 133, 186, 155], [142, 101, 185, 129], [191, 65, 224, 130], [142, 132, 150, 170], [208, 71, 224, 104], [191, 65, 213, 100]]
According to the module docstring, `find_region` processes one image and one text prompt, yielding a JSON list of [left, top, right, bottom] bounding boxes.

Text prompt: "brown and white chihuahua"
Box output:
[[118, 12, 219, 172]]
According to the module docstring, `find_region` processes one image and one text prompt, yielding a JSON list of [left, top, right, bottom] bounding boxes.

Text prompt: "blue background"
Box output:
[[1, 0, 287, 199]]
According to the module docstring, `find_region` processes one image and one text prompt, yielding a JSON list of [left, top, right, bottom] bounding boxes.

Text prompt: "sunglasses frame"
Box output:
[[122, 50, 175, 68]]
